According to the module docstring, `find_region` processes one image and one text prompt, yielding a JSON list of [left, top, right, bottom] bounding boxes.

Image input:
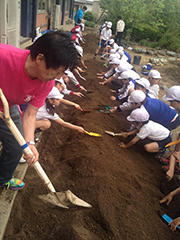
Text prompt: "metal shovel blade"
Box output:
[[105, 131, 115, 136], [38, 190, 92, 209]]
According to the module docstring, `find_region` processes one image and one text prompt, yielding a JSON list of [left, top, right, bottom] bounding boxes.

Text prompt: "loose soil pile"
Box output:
[[4, 33, 180, 240]]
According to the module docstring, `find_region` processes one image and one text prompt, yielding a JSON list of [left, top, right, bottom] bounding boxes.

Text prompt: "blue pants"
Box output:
[[0, 105, 23, 184]]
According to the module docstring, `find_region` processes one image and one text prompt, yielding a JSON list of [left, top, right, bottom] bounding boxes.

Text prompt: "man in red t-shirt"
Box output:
[[0, 31, 77, 190]]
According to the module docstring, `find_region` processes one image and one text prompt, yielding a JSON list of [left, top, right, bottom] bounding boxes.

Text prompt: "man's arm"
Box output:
[[22, 103, 39, 165]]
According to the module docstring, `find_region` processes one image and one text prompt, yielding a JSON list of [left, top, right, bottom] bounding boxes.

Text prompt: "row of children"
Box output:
[[95, 37, 180, 230]]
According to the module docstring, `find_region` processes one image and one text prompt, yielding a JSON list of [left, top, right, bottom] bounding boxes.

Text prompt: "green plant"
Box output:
[[159, 32, 180, 51], [85, 21, 95, 28], [84, 11, 95, 22]]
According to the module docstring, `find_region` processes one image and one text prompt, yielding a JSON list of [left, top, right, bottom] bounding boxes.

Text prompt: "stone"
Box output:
[[157, 50, 166, 56], [161, 85, 169, 91], [167, 51, 176, 57], [168, 57, 177, 62], [146, 50, 157, 55]]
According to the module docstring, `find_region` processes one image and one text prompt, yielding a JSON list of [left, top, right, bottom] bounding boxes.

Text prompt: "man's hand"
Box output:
[[24, 145, 39, 166]]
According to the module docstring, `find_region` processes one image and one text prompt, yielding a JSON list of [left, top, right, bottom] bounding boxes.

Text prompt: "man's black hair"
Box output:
[[118, 16, 122, 19], [30, 31, 78, 70], [83, 6, 87, 10]]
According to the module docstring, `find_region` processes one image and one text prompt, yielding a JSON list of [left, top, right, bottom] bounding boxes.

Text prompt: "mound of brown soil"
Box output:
[[4, 33, 180, 240]]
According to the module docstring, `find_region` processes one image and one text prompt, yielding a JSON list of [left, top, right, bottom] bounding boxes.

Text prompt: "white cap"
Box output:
[[108, 53, 119, 61], [110, 49, 116, 54], [109, 39, 114, 45], [117, 46, 124, 51], [115, 64, 128, 73], [109, 58, 121, 65], [128, 90, 146, 103], [79, 23, 84, 31], [107, 21, 112, 28], [127, 108, 150, 122], [55, 76, 65, 84], [76, 33, 80, 38], [75, 45, 83, 57], [162, 86, 180, 101], [136, 78, 150, 89], [149, 70, 161, 79], [75, 27, 80, 33], [48, 87, 64, 99], [117, 49, 124, 56], [120, 71, 131, 79]]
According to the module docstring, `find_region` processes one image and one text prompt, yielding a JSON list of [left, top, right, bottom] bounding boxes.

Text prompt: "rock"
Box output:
[[157, 50, 166, 56], [167, 51, 176, 57], [146, 50, 157, 55], [149, 58, 160, 64], [133, 47, 143, 53], [127, 47, 133, 51], [168, 57, 177, 62], [141, 48, 147, 54], [160, 58, 168, 64]]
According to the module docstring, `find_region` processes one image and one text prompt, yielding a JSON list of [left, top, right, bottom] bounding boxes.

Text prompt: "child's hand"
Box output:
[[98, 76, 104, 79], [173, 151, 180, 161], [110, 89, 116, 93], [109, 107, 117, 114], [169, 217, 180, 231], [110, 96, 116, 101], [77, 127, 85, 133], [99, 81, 105, 85], [79, 86, 86, 91], [159, 193, 173, 205], [121, 132, 128, 138], [166, 169, 174, 181], [73, 92, 84, 98], [74, 104, 82, 110], [118, 142, 126, 148]]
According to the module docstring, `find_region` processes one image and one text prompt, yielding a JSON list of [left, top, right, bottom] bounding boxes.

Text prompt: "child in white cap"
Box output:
[[148, 70, 161, 98], [160, 86, 180, 180], [98, 58, 121, 81], [94, 21, 112, 60], [35, 87, 85, 133], [119, 108, 171, 152], [110, 71, 136, 101], [135, 78, 156, 99]]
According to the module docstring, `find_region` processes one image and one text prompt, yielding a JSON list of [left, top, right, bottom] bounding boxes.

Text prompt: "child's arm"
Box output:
[[55, 117, 85, 133], [166, 154, 177, 181], [119, 135, 140, 148], [60, 99, 82, 110], [160, 186, 180, 205], [121, 129, 139, 138]]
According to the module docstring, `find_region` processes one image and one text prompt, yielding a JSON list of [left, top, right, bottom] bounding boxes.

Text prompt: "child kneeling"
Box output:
[[119, 108, 171, 152]]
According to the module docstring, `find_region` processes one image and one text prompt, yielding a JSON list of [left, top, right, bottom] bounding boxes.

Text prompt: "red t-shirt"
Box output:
[[0, 44, 54, 112]]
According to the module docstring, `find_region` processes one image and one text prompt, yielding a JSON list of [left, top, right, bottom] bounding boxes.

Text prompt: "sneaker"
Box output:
[[162, 165, 180, 173], [155, 148, 169, 159], [100, 56, 106, 60], [160, 157, 179, 165], [93, 55, 96, 59], [0, 177, 25, 190]]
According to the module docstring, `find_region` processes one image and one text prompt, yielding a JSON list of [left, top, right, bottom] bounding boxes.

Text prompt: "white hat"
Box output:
[[117, 46, 124, 51], [120, 71, 131, 79], [149, 70, 161, 79], [109, 39, 115, 45], [117, 49, 124, 56], [75, 45, 83, 57], [115, 64, 128, 73], [136, 78, 150, 89], [75, 27, 80, 33], [55, 76, 65, 84], [48, 87, 64, 99], [109, 58, 121, 65], [128, 90, 146, 103], [76, 33, 80, 38], [162, 86, 180, 101], [108, 53, 119, 61], [127, 108, 149, 122], [79, 23, 84, 31], [110, 49, 116, 54], [107, 21, 112, 28]]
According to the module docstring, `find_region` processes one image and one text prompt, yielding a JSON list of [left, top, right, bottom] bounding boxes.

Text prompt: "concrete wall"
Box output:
[[36, 12, 49, 31]]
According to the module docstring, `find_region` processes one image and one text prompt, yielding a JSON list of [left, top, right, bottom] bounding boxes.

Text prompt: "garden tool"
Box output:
[[105, 131, 123, 137], [0, 89, 92, 210]]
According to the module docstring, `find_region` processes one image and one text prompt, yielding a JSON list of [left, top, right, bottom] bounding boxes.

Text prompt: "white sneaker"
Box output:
[[19, 157, 26, 163]]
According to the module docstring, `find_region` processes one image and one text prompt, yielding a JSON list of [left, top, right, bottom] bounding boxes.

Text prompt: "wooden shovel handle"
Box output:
[[0, 89, 56, 193]]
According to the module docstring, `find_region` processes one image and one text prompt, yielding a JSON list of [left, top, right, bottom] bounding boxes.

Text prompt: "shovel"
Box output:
[[0, 89, 92, 210], [105, 131, 123, 137], [85, 131, 102, 137], [165, 139, 180, 148]]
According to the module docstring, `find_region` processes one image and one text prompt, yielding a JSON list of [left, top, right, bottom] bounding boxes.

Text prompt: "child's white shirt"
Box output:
[[101, 28, 112, 41], [136, 120, 170, 140], [36, 102, 59, 121]]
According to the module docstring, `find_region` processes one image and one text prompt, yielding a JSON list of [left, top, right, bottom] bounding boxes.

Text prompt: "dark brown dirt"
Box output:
[[4, 33, 180, 240]]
